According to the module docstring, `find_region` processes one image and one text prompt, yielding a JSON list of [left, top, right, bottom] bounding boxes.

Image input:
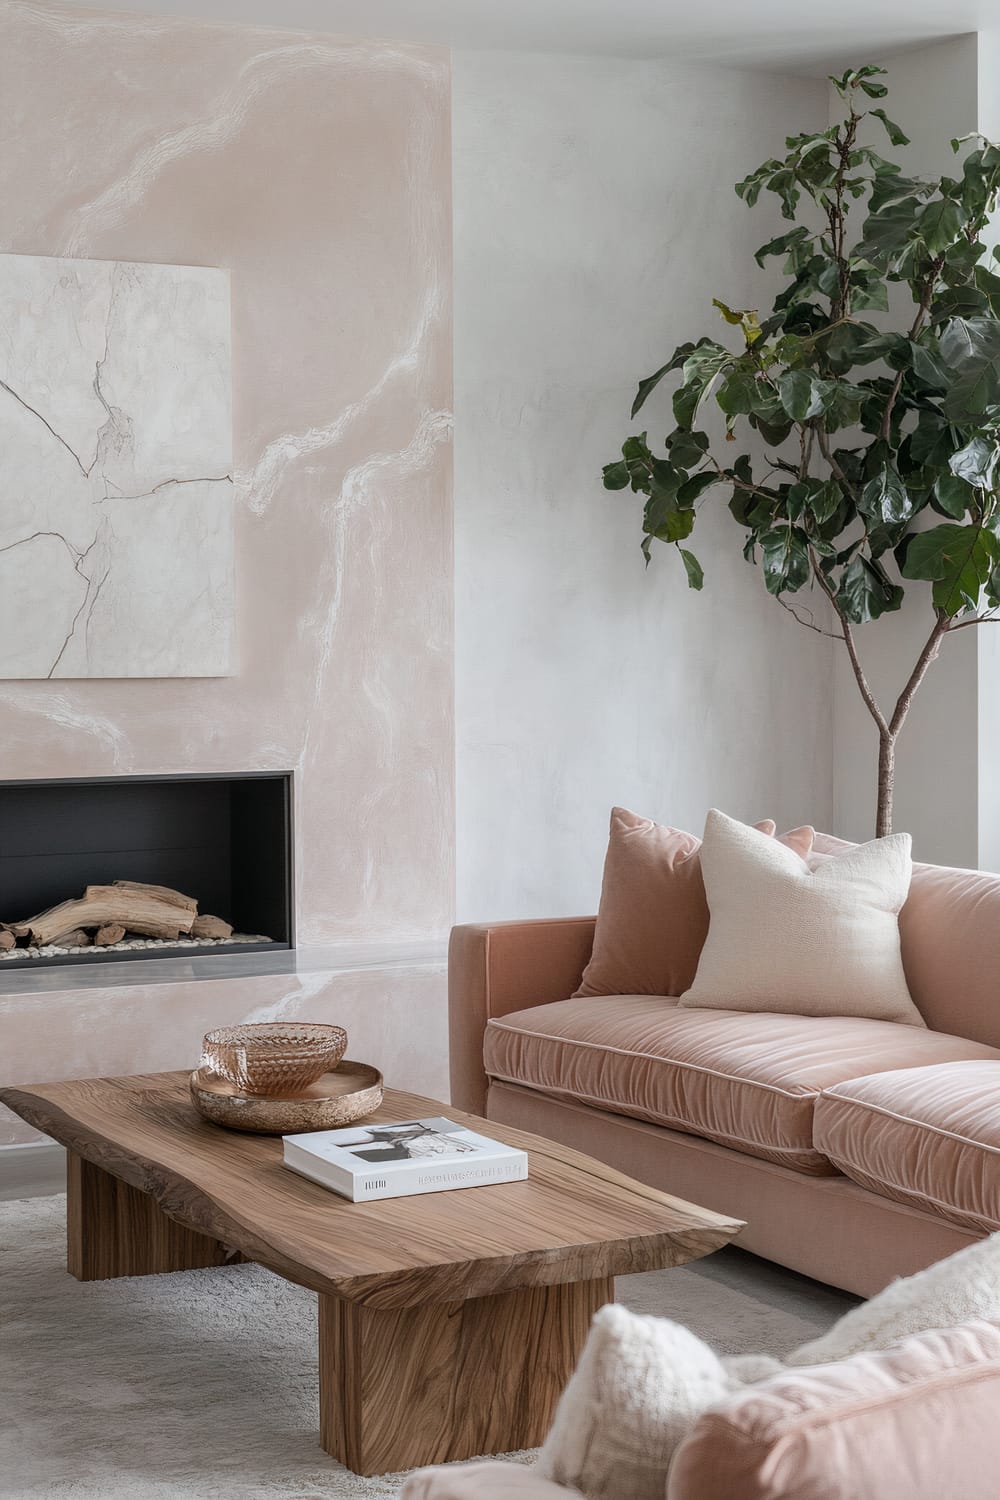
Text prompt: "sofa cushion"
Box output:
[[814, 833, 1000, 1051], [482, 995, 1000, 1175], [575, 808, 814, 1000], [668, 1320, 1000, 1500], [813, 1061, 1000, 1233], [681, 811, 922, 1025]]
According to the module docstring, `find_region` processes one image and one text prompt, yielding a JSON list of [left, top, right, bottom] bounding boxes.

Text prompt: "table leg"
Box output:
[[66, 1149, 237, 1280], [318, 1275, 612, 1476]]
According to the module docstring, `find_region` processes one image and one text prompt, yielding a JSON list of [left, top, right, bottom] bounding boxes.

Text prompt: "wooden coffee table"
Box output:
[[1, 1071, 742, 1475]]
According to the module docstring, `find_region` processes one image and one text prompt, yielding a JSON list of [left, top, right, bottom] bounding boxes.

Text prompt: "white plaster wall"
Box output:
[[829, 37, 984, 861], [453, 52, 834, 922]]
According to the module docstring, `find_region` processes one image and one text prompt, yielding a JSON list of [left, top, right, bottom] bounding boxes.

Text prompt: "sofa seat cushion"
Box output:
[[482, 995, 1000, 1175], [813, 1061, 1000, 1233]]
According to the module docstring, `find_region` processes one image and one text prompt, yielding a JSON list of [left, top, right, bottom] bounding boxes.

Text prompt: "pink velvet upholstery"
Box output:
[[814, 1060, 1000, 1233], [488, 1082, 980, 1297], [669, 1319, 1000, 1500], [483, 995, 1000, 1174], [448, 917, 596, 1114], [448, 843, 1000, 1292]]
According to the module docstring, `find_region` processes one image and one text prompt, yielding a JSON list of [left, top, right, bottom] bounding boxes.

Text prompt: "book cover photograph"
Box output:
[[283, 1116, 529, 1202]]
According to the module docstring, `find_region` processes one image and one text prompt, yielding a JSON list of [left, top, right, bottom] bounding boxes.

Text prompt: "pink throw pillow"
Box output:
[[575, 808, 814, 998]]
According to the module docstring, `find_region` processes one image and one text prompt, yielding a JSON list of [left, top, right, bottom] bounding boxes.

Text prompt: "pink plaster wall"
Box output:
[[0, 0, 453, 946], [0, 1, 453, 1145]]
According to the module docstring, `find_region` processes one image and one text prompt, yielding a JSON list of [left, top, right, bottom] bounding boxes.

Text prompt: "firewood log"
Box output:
[[94, 924, 127, 946], [110, 881, 198, 912], [191, 914, 233, 940], [9, 885, 197, 946], [49, 929, 92, 948]]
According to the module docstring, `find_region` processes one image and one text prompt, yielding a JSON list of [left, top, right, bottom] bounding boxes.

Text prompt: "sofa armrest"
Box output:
[[448, 916, 597, 1114]]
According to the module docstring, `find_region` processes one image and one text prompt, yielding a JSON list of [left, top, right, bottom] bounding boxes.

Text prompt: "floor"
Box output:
[[0, 1191, 857, 1499]]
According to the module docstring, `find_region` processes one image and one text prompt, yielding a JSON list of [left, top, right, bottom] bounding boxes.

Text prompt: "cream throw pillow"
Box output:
[[534, 1304, 741, 1500], [679, 810, 922, 1026]]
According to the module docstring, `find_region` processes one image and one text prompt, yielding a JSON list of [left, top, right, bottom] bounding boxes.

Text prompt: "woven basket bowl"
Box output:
[[201, 1022, 348, 1096]]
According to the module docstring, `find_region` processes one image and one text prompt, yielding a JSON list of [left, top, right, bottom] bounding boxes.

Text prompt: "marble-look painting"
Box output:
[[0, 253, 233, 677]]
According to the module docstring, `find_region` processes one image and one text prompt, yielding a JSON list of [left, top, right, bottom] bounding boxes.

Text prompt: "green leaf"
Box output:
[[676, 471, 720, 505], [868, 172, 933, 214], [673, 342, 732, 429], [851, 280, 889, 312], [786, 478, 842, 524], [715, 370, 760, 417], [949, 435, 1000, 488], [857, 78, 889, 98], [759, 526, 810, 595], [934, 473, 976, 519], [861, 464, 912, 525], [777, 369, 831, 422], [667, 429, 710, 469], [603, 460, 630, 491], [931, 285, 988, 322], [915, 197, 967, 255], [939, 317, 1000, 421], [650, 508, 696, 543], [679, 547, 704, 590], [909, 340, 950, 390], [869, 109, 909, 146], [630, 344, 694, 418], [823, 382, 867, 431], [713, 298, 744, 325], [819, 320, 879, 373], [836, 556, 904, 622], [852, 331, 911, 368], [907, 411, 952, 467], [857, 197, 924, 263], [754, 226, 810, 269], [901, 523, 1000, 615]]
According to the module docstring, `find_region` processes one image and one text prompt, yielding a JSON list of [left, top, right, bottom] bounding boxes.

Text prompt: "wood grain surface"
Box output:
[[1, 1072, 743, 1309], [319, 1277, 613, 1474], [66, 1151, 240, 1279]]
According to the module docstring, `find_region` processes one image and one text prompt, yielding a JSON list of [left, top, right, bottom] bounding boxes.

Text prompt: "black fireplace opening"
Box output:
[[0, 772, 293, 970]]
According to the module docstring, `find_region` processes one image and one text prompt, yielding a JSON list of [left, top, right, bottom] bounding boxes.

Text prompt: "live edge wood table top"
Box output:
[[1, 1071, 744, 1477]]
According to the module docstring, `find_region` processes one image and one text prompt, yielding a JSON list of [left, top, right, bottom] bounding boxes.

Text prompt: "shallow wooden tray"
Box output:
[[189, 1058, 383, 1134]]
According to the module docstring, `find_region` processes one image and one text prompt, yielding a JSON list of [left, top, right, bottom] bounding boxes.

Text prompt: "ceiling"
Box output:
[[61, 0, 994, 71]]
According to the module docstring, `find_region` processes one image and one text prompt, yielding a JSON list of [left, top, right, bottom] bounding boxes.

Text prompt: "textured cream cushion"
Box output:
[[534, 1304, 745, 1500], [680, 810, 922, 1026], [788, 1230, 1000, 1367]]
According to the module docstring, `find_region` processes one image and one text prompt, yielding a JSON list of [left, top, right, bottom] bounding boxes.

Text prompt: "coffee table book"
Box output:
[[283, 1114, 528, 1201]]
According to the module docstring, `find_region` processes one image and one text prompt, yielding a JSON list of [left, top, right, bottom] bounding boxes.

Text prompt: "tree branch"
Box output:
[[878, 258, 944, 441], [887, 611, 950, 736], [777, 595, 845, 639], [809, 547, 890, 735], [946, 610, 1000, 631], [813, 420, 860, 504]]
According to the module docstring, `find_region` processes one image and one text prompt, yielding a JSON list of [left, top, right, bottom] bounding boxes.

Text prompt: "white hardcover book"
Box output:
[[282, 1115, 529, 1202]]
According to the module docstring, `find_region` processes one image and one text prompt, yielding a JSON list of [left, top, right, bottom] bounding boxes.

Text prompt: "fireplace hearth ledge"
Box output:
[[0, 936, 446, 999]]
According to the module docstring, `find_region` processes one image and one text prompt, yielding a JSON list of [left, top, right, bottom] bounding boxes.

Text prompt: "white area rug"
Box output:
[[0, 1195, 854, 1499]]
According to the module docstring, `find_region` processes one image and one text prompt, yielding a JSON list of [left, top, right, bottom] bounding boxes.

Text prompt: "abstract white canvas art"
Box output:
[[0, 253, 233, 677]]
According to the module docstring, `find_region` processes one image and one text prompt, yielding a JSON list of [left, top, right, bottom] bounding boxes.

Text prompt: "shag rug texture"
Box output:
[[0, 1194, 854, 1499]]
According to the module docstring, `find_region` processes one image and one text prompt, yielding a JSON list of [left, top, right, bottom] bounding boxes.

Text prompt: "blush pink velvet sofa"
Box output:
[[449, 836, 1000, 1298]]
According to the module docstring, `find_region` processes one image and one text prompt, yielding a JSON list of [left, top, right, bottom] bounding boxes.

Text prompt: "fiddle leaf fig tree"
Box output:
[[605, 64, 1000, 836]]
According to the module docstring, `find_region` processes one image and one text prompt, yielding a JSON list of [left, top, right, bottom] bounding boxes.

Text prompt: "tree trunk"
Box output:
[[877, 732, 896, 838]]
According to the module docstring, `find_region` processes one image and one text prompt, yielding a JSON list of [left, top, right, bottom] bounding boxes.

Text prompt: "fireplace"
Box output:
[[0, 772, 293, 970]]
